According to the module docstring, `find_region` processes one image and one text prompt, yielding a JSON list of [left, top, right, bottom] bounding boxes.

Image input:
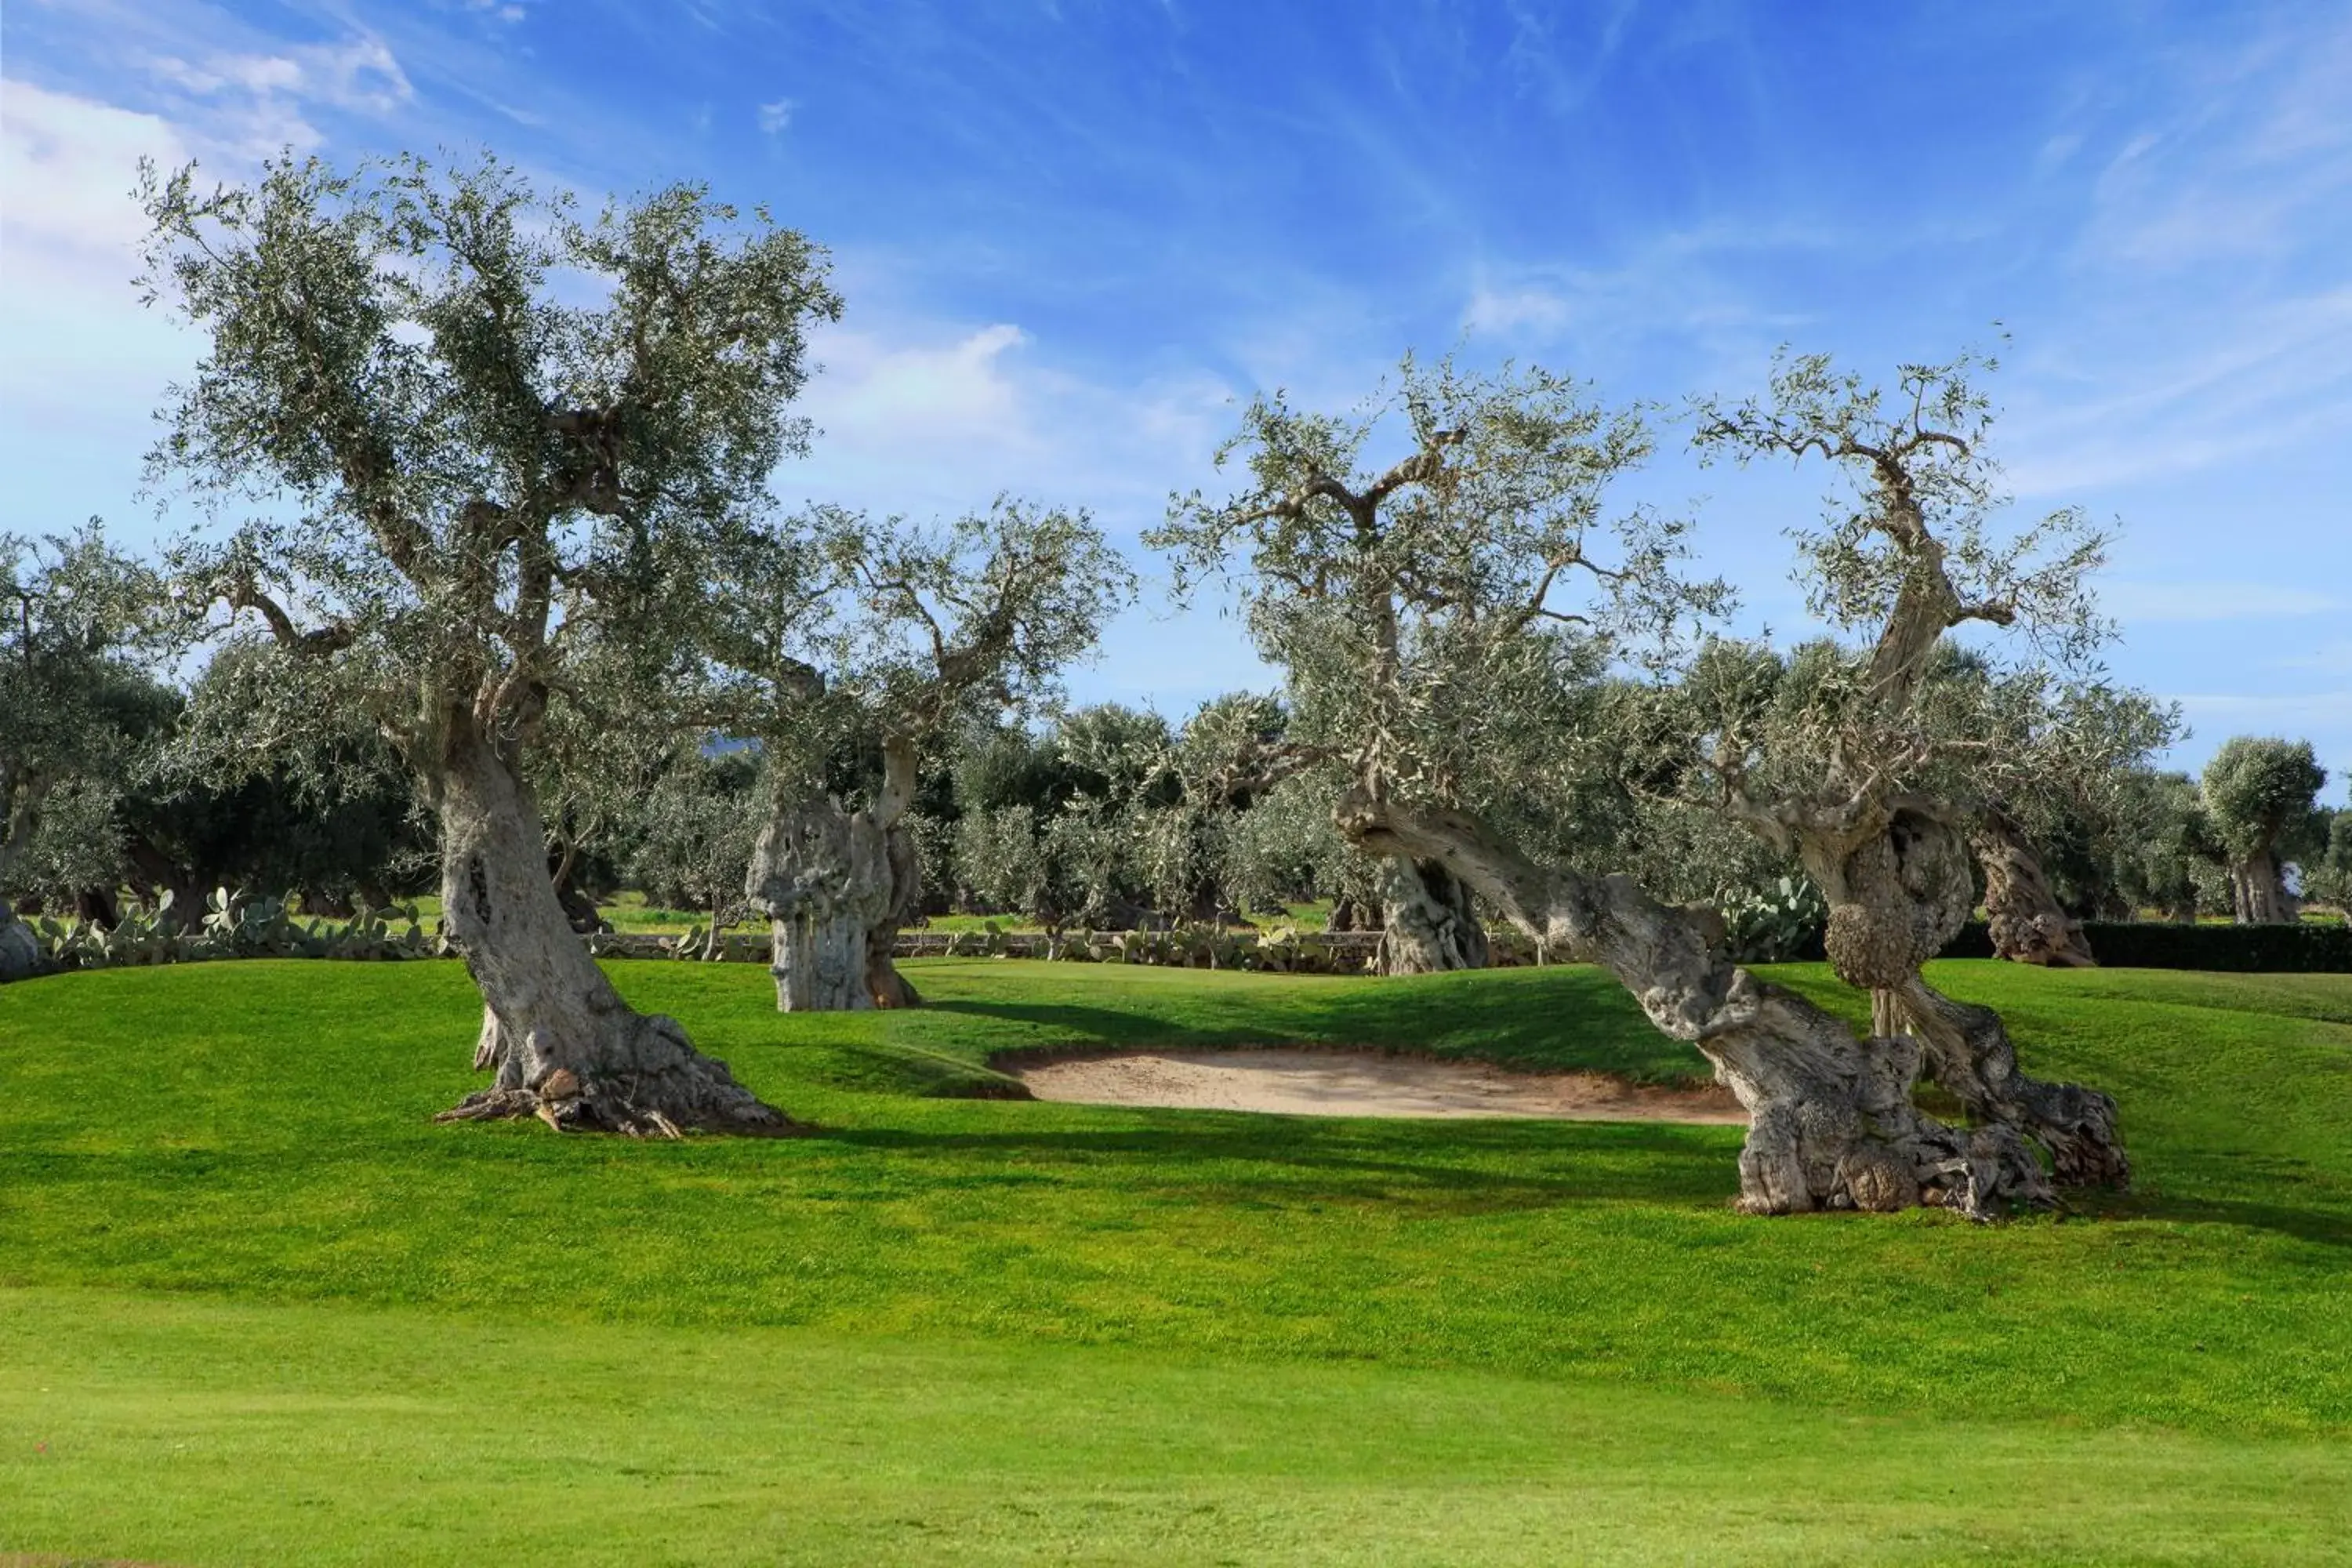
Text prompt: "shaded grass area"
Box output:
[[5, 1286, 2350, 1567]]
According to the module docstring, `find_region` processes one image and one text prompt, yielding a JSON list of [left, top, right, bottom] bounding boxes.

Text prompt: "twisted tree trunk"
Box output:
[[1886, 975, 2129, 1187], [865, 818, 924, 1008], [1794, 804, 2128, 1191], [1378, 856, 1490, 974], [747, 735, 922, 1011], [749, 793, 890, 1010], [1338, 791, 2053, 1218], [432, 717, 793, 1137], [1973, 809, 2095, 967]]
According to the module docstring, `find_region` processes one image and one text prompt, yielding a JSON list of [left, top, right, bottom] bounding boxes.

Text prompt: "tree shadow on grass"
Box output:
[[812, 1119, 1742, 1207], [2073, 1190, 2352, 1251], [925, 998, 1263, 1051]]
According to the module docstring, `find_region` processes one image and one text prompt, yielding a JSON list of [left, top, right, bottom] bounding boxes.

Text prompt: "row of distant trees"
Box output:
[[7, 524, 2343, 948]]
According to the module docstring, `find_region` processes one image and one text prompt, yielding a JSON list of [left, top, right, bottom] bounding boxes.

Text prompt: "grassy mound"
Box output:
[[4, 958, 2350, 1563]]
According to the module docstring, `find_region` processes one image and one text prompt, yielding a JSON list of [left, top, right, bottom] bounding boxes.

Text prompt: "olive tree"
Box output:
[[138, 151, 840, 1134], [1681, 348, 2132, 1189], [1159, 355, 1715, 975], [719, 499, 1130, 1009], [1161, 350, 2115, 1217], [1, 523, 173, 975], [626, 746, 763, 940], [2199, 737, 2327, 924]]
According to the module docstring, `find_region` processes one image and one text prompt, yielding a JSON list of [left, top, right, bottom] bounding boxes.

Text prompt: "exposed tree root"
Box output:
[[1892, 975, 2129, 1189], [443, 1004, 804, 1137]]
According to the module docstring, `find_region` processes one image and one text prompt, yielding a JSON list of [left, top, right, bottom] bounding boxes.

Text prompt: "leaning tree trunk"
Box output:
[[432, 717, 792, 1138], [1378, 856, 1490, 974], [1973, 808, 2096, 967], [749, 735, 924, 1012], [1338, 791, 2056, 1218], [1798, 803, 2129, 1192]]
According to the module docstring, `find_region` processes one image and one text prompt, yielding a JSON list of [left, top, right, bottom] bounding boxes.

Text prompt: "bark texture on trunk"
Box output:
[[1973, 810, 2095, 967], [1801, 804, 1976, 993], [2230, 854, 2294, 924], [750, 735, 924, 1013], [864, 819, 924, 1009], [1886, 975, 2129, 1188], [1785, 805, 2129, 1192], [1339, 791, 2055, 1218], [1378, 856, 1490, 974], [750, 792, 889, 1011], [431, 720, 793, 1137], [1787, 802, 2128, 1191]]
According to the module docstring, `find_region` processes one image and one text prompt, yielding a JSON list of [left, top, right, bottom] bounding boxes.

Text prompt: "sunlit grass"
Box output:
[[3, 957, 2349, 1562]]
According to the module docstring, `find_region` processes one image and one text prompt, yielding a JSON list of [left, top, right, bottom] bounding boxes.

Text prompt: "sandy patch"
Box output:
[[1009, 1047, 1745, 1123]]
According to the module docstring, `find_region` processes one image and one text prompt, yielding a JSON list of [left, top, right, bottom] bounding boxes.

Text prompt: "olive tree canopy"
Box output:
[[2200, 737, 2328, 924], [138, 149, 841, 1134], [1154, 353, 1719, 973]]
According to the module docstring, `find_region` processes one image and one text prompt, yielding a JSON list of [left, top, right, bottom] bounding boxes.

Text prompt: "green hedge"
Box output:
[[1940, 919, 2352, 972]]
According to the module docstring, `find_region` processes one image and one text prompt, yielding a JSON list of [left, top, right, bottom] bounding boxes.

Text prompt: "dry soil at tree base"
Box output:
[[1008, 1045, 1748, 1122]]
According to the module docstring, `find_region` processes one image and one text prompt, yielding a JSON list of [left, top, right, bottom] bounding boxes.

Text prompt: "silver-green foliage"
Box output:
[[137, 148, 840, 813], [2201, 737, 2327, 869], [0, 523, 173, 908]]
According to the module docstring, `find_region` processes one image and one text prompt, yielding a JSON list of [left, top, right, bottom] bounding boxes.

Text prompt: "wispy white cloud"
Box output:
[[0, 81, 197, 431], [137, 34, 413, 157], [2078, 13, 2352, 270], [756, 97, 793, 135], [1462, 282, 1573, 337], [792, 316, 1237, 527]]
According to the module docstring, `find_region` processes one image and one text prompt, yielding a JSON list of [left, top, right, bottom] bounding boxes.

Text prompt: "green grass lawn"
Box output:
[[4, 957, 2351, 1563]]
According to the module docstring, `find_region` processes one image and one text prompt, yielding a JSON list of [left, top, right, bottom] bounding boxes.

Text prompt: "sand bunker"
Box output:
[[1009, 1047, 1746, 1123]]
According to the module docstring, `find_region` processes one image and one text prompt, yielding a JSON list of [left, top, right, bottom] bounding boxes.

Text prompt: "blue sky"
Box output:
[[4, 0, 2348, 797]]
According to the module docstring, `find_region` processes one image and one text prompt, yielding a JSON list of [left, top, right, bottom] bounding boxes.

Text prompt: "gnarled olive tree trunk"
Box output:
[[746, 735, 922, 1012], [1378, 856, 1489, 974], [1338, 790, 2051, 1218], [1973, 808, 2095, 967], [1788, 801, 2127, 1191], [2229, 854, 2294, 924], [866, 818, 924, 1008], [432, 718, 792, 1136]]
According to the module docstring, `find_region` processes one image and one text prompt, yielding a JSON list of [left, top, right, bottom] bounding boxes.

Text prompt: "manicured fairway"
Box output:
[[4, 957, 2351, 1563]]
